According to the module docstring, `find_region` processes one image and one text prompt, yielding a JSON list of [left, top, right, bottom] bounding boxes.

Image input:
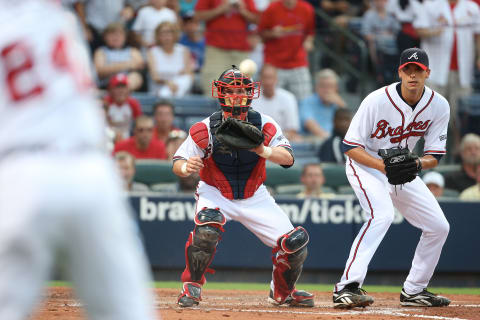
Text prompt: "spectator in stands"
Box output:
[[195, 0, 259, 94], [459, 162, 480, 200], [147, 21, 194, 98], [414, 0, 480, 155], [300, 69, 347, 138], [152, 100, 184, 143], [115, 151, 150, 192], [73, 0, 135, 52], [444, 133, 480, 192], [93, 23, 145, 91], [258, 0, 315, 102], [297, 163, 336, 198], [100, 101, 118, 152], [131, 0, 178, 47], [318, 108, 352, 163], [114, 115, 168, 159], [103, 74, 143, 140], [386, 0, 423, 52], [179, 12, 206, 93], [179, 13, 206, 74], [422, 171, 445, 198], [362, 0, 401, 86], [166, 130, 188, 160], [251, 64, 302, 141]]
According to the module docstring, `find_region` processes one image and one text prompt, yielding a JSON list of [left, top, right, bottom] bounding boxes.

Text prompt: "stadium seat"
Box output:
[[322, 163, 348, 190], [424, 165, 461, 176], [441, 188, 460, 198], [130, 92, 158, 114], [134, 160, 177, 186], [265, 163, 302, 188]]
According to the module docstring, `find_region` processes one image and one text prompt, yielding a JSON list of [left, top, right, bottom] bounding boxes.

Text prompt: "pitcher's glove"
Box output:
[[215, 117, 264, 150], [378, 147, 422, 185]]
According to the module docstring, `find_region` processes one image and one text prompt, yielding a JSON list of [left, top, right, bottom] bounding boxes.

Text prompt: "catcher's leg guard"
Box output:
[[271, 226, 313, 306], [180, 208, 226, 285]]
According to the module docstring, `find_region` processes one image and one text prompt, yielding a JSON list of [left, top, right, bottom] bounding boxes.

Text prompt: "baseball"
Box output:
[[239, 59, 258, 77]]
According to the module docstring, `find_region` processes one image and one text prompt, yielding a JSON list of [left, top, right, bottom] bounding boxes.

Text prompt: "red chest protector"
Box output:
[[190, 111, 277, 200]]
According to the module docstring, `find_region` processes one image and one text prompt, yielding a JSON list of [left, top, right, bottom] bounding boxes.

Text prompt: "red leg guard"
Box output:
[[180, 231, 217, 285], [271, 251, 294, 304]]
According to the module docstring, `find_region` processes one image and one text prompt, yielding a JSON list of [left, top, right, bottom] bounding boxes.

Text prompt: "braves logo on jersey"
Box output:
[[370, 119, 432, 143]]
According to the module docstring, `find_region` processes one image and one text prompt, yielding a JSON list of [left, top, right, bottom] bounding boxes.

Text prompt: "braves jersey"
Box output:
[[0, 1, 105, 155], [343, 83, 450, 158]]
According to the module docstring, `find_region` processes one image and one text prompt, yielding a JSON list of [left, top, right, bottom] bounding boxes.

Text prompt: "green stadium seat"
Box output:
[[265, 163, 302, 188], [134, 160, 177, 186], [322, 163, 348, 190]]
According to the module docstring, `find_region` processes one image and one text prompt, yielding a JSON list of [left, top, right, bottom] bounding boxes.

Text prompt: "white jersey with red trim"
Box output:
[[0, 0, 104, 154], [343, 83, 449, 158], [335, 82, 451, 296], [174, 113, 291, 161]]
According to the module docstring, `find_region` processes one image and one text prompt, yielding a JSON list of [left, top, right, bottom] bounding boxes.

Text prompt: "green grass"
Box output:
[[49, 281, 480, 295]]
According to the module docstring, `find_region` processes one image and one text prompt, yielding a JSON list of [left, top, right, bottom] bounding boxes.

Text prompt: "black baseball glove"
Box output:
[[215, 117, 264, 150], [378, 147, 421, 185]]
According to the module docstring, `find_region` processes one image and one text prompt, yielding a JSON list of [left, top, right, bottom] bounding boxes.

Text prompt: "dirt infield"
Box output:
[[33, 287, 480, 320]]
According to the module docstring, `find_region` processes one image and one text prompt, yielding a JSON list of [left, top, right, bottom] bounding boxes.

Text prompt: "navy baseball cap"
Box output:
[[398, 48, 429, 71]]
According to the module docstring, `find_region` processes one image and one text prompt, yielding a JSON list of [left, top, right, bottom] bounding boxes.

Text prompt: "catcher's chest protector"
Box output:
[[206, 111, 265, 199]]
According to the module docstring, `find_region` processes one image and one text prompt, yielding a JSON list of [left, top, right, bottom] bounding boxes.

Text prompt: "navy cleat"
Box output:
[[333, 282, 374, 309], [400, 288, 450, 307]]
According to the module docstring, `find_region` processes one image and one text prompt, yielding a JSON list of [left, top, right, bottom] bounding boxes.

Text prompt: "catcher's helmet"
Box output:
[[212, 65, 260, 116]]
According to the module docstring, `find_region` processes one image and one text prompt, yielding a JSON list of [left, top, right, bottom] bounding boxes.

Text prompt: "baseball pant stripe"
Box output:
[[345, 158, 374, 280]]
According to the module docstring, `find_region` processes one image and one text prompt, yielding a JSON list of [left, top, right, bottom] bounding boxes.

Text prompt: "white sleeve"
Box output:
[[131, 9, 144, 32], [284, 93, 300, 131], [413, 2, 431, 29], [173, 134, 205, 161], [423, 98, 450, 156], [343, 93, 377, 149], [263, 115, 292, 149]]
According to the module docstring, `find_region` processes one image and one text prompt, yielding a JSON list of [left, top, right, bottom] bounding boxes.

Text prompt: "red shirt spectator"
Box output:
[[114, 115, 167, 159], [104, 74, 142, 140], [195, 0, 258, 50], [258, 0, 315, 69]]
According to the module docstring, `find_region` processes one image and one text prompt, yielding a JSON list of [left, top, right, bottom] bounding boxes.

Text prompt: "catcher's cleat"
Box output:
[[177, 282, 202, 307], [400, 288, 450, 307], [333, 282, 374, 309], [268, 289, 314, 307]]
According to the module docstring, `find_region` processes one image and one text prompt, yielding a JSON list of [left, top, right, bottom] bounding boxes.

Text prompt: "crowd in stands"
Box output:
[[61, 0, 480, 201]]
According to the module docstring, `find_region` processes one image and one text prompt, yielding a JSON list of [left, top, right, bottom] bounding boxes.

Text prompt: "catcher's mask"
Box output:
[[212, 65, 260, 118]]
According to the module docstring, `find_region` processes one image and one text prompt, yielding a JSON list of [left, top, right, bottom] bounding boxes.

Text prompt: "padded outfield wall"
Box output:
[[130, 195, 480, 273]]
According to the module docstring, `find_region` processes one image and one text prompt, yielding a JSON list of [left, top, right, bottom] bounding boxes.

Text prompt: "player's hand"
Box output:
[[185, 157, 204, 174], [250, 144, 265, 155]]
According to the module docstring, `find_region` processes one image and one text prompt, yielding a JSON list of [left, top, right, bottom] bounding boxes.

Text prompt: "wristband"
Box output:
[[181, 162, 188, 175], [258, 146, 272, 159]]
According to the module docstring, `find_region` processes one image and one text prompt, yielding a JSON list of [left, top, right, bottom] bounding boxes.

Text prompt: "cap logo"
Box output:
[[408, 52, 419, 60]]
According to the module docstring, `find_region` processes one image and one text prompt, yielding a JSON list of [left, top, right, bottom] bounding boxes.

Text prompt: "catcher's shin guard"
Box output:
[[271, 226, 310, 304], [181, 208, 226, 285]]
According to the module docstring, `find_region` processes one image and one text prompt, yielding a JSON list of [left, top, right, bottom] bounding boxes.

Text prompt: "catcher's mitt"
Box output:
[[378, 147, 421, 185], [215, 117, 264, 150]]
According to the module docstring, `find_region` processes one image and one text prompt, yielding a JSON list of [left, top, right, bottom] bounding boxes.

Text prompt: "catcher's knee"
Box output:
[[277, 226, 309, 255]]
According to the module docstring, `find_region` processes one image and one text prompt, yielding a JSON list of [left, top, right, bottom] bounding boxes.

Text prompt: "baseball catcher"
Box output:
[[378, 147, 422, 185], [173, 66, 314, 308]]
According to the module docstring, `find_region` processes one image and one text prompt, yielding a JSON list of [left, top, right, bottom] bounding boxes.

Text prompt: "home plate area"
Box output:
[[33, 288, 480, 320]]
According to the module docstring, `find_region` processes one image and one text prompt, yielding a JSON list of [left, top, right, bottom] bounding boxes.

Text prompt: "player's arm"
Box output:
[[173, 157, 204, 177], [251, 144, 294, 166], [345, 147, 386, 173]]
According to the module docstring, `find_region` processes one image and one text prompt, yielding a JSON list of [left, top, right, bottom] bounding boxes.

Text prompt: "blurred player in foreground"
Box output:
[[0, 1, 158, 319]]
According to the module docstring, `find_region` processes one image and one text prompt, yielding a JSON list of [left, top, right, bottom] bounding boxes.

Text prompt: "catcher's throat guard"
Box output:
[[212, 66, 260, 117]]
